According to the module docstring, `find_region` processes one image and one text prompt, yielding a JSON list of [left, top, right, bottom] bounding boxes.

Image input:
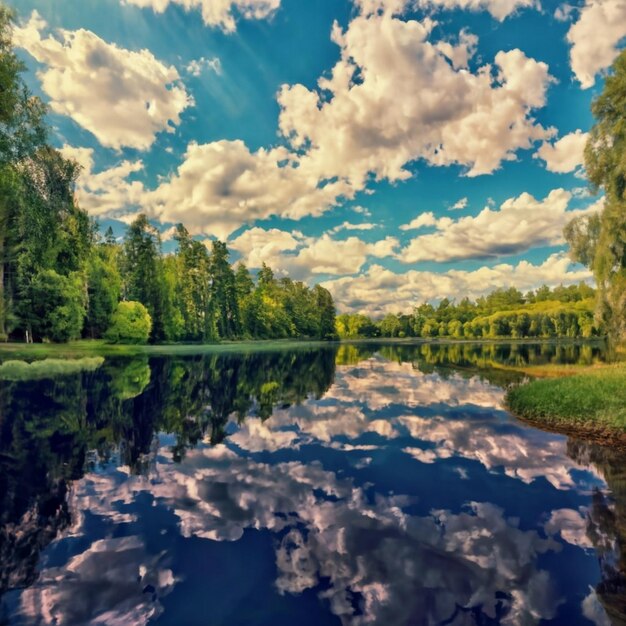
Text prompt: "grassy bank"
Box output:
[[0, 336, 601, 360], [0, 338, 341, 359], [505, 362, 626, 442]]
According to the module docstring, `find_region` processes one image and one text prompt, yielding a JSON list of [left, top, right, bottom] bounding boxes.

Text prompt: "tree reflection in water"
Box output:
[[0, 341, 623, 625]]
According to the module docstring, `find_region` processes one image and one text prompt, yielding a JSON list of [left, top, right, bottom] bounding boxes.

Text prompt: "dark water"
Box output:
[[0, 342, 625, 626]]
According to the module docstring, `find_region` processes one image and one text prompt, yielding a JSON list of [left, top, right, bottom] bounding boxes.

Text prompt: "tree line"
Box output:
[[87, 218, 337, 344], [337, 283, 599, 340]]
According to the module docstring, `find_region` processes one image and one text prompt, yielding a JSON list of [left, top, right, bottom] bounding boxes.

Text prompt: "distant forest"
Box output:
[[337, 283, 598, 340]]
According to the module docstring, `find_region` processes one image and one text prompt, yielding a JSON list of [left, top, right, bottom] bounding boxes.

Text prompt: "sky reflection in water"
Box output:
[[0, 343, 623, 626]]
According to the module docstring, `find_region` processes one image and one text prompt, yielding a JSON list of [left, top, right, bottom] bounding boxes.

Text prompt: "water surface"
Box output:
[[1, 342, 624, 625]]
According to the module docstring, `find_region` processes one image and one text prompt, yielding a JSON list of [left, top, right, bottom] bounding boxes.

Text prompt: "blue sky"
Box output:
[[9, 0, 626, 314]]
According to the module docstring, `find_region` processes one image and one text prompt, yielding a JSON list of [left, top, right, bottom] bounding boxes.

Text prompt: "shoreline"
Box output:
[[504, 360, 626, 443], [0, 335, 606, 357]]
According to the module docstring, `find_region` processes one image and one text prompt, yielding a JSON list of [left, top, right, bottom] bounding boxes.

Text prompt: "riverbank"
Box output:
[[0, 336, 604, 359], [505, 360, 626, 445], [0, 338, 341, 358]]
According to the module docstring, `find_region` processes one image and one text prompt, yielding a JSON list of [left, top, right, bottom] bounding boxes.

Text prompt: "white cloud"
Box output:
[[145, 141, 353, 240], [14, 12, 191, 151], [416, 0, 540, 21], [322, 253, 592, 315], [534, 130, 589, 173], [554, 3, 575, 20], [400, 188, 598, 263], [356, 0, 538, 20], [59, 145, 145, 216], [433, 29, 478, 69], [450, 196, 468, 210], [565, 0, 626, 88], [186, 56, 222, 76], [230, 227, 398, 277], [399, 211, 439, 231], [58, 7, 557, 240], [122, 0, 281, 32], [277, 11, 555, 189], [329, 221, 379, 234], [17, 536, 175, 625]]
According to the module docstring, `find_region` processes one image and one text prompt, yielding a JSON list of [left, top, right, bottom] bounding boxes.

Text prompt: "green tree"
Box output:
[[566, 50, 626, 340], [28, 270, 87, 342], [380, 314, 401, 337], [84, 238, 122, 338], [0, 6, 49, 337], [105, 301, 152, 344], [174, 224, 211, 340], [121, 215, 167, 342], [314, 285, 337, 340], [209, 241, 240, 339]]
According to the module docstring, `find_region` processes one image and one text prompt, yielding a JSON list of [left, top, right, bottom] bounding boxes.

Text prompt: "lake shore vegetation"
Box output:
[[505, 49, 626, 441]]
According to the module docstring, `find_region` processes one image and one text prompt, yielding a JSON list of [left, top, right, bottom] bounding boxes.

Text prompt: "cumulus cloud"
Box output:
[[399, 211, 439, 231], [400, 188, 598, 262], [14, 12, 191, 151], [322, 253, 592, 315], [329, 221, 379, 234], [122, 0, 281, 32], [229, 227, 398, 277], [565, 0, 626, 88], [357, 0, 538, 20], [534, 130, 589, 173], [56, 6, 557, 240], [145, 141, 353, 240], [418, 0, 539, 20], [59, 145, 145, 216], [277, 12, 555, 186]]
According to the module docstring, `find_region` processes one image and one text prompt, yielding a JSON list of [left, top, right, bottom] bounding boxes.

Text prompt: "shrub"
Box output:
[[105, 301, 152, 344]]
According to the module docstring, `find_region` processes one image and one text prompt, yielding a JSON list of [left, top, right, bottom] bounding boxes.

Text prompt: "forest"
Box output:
[[337, 283, 599, 340]]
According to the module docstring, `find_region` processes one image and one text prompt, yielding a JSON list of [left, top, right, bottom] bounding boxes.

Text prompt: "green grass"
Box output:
[[0, 338, 339, 359], [0, 356, 105, 381], [0, 336, 594, 360], [505, 363, 626, 437]]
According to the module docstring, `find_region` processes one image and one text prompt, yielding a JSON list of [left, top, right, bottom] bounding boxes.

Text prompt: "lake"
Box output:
[[0, 342, 624, 625]]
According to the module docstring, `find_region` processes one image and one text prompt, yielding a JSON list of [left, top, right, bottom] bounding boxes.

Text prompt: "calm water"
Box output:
[[1, 342, 625, 626]]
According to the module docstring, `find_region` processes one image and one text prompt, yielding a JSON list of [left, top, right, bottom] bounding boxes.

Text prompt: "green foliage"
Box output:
[[84, 240, 122, 338], [336, 313, 380, 338], [121, 214, 168, 342], [209, 240, 240, 339], [336, 284, 598, 340], [0, 356, 103, 380], [173, 224, 212, 341], [566, 49, 626, 341], [314, 285, 338, 340], [506, 364, 626, 432], [109, 357, 151, 399], [28, 270, 87, 343], [105, 301, 152, 345]]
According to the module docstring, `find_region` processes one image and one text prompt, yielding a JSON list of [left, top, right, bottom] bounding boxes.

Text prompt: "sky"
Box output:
[[8, 0, 626, 315]]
